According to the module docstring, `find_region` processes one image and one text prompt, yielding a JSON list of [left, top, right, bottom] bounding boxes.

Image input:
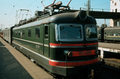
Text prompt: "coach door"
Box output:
[[43, 25, 50, 57]]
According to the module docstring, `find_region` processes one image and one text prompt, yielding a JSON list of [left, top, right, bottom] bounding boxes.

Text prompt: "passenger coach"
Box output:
[[3, 27, 13, 44]]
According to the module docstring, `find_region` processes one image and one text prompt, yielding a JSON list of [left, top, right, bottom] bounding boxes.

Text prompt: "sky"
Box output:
[[0, 0, 110, 29]]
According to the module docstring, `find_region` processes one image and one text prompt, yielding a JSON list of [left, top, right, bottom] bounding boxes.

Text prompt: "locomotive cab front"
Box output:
[[48, 11, 100, 77]]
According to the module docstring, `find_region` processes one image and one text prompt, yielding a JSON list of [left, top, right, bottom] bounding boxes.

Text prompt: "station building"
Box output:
[[110, 0, 120, 27]]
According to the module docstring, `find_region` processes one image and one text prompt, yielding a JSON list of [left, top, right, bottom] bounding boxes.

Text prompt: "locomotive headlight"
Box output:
[[64, 50, 73, 57], [68, 51, 73, 57]]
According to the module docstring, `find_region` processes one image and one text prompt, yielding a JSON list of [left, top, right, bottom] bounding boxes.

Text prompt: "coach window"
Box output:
[[18, 31, 20, 37], [111, 33, 114, 36], [15, 31, 17, 36], [106, 33, 108, 36], [35, 27, 40, 38], [104, 32, 107, 36], [4, 33, 5, 37], [45, 26, 48, 39], [115, 32, 118, 36], [118, 33, 120, 36], [22, 29, 25, 37], [13, 31, 15, 36], [28, 28, 31, 37], [109, 33, 111, 36], [114, 33, 116, 36]]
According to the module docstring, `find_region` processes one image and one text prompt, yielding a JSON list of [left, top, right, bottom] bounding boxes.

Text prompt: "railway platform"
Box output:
[[0, 37, 53, 79], [98, 42, 120, 58]]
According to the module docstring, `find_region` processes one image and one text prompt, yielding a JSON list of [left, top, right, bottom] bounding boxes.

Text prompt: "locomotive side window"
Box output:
[[22, 29, 25, 37], [28, 28, 31, 37], [35, 27, 40, 38], [56, 24, 83, 41], [45, 26, 48, 39], [85, 24, 97, 41]]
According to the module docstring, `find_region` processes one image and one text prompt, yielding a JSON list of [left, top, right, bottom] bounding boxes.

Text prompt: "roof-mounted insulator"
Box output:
[[60, 0, 72, 10], [41, 0, 56, 9], [54, 1, 62, 7], [35, 11, 42, 16], [41, 0, 46, 8]]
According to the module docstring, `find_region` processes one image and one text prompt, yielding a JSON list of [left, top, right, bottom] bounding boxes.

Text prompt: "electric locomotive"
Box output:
[[11, 0, 100, 77]]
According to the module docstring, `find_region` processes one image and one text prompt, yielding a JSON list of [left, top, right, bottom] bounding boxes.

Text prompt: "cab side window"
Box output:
[[16, 31, 17, 36], [35, 27, 40, 38], [45, 26, 48, 39], [22, 29, 25, 37], [18, 31, 20, 37], [28, 28, 31, 37]]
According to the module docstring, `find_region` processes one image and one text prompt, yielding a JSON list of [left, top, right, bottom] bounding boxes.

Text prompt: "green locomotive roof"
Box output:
[[48, 11, 96, 24]]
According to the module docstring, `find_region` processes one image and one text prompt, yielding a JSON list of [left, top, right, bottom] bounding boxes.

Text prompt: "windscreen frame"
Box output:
[[55, 24, 84, 42], [85, 24, 98, 41]]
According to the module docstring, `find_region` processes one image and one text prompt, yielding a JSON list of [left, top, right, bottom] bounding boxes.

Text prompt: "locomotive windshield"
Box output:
[[85, 24, 97, 40], [56, 24, 83, 41]]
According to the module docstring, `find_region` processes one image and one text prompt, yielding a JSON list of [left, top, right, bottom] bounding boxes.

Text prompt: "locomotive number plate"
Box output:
[[79, 51, 91, 55], [71, 50, 96, 57]]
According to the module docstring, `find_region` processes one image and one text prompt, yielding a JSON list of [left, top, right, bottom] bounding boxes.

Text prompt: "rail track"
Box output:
[[100, 58, 120, 79], [104, 58, 120, 72]]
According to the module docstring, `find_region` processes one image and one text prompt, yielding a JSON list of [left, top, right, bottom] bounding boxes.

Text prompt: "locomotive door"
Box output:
[[43, 25, 50, 57]]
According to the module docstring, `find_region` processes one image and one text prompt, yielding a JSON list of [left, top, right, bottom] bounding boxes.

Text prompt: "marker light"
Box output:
[[68, 51, 73, 57], [64, 50, 73, 57]]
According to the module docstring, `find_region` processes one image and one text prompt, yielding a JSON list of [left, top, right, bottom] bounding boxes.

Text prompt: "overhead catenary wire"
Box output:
[[3, 0, 23, 27], [71, 0, 109, 11], [0, 0, 113, 29], [4, 0, 39, 27], [26, 0, 38, 8]]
